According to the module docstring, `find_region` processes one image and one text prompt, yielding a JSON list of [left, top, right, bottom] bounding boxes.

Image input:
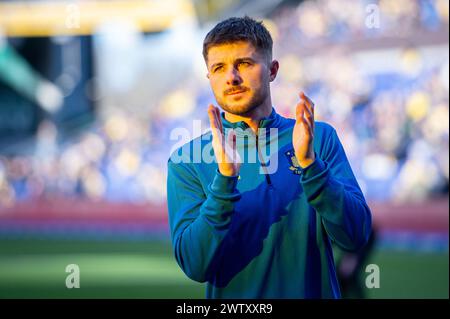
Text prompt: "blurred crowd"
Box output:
[[273, 0, 448, 45], [270, 0, 449, 202], [0, 0, 448, 207]]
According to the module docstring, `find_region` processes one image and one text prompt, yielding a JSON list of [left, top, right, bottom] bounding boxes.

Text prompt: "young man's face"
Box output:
[[206, 41, 277, 116]]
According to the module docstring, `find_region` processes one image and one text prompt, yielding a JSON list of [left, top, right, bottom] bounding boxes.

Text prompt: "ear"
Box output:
[[206, 72, 210, 79], [269, 60, 279, 82]]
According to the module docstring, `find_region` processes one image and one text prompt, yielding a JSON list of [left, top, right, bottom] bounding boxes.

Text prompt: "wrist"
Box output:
[[296, 153, 316, 169], [298, 159, 315, 169], [218, 166, 239, 177]]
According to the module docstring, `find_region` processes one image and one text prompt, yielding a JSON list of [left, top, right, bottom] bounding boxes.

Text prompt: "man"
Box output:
[[167, 16, 372, 298]]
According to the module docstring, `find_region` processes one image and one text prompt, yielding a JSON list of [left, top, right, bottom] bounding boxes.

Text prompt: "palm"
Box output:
[[293, 92, 315, 168], [208, 105, 241, 176], [293, 120, 311, 160]]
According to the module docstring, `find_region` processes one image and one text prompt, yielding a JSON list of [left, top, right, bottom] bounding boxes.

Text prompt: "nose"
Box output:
[[226, 67, 242, 86]]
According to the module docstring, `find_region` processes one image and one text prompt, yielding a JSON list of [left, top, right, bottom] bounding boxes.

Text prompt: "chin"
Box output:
[[216, 90, 266, 115], [222, 103, 258, 116]]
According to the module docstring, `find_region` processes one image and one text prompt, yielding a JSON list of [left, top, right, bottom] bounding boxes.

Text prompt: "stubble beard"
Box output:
[[216, 87, 267, 116]]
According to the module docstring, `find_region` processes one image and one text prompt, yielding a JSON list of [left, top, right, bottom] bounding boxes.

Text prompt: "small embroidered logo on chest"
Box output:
[[285, 149, 302, 175]]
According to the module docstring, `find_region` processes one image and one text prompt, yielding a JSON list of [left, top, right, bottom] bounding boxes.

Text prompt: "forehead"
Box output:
[[207, 41, 262, 65]]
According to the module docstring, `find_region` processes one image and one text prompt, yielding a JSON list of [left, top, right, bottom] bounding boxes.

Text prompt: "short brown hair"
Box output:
[[203, 16, 273, 62]]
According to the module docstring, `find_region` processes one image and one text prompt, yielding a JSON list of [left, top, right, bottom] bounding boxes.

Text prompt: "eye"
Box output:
[[238, 61, 251, 68], [212, 65, 223, 73]]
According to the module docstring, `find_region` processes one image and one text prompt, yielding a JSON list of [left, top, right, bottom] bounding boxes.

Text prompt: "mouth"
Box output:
[[226, 89, 247, 96]]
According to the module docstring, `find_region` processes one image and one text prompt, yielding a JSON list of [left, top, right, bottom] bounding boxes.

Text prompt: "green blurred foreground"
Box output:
[[0, 239, 447, 299]]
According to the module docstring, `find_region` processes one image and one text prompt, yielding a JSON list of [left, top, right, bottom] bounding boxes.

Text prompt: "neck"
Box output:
[[224, 98, 273, 133]]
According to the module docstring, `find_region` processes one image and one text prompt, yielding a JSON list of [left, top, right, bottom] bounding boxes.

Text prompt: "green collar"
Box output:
[[220, 107, 281, 130]]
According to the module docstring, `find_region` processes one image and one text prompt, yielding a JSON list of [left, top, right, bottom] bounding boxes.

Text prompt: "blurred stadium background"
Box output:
[[0, 0, 448, 298]]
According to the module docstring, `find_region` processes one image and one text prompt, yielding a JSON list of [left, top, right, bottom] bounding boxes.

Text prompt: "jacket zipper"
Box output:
[[255, 130, 273, 187]]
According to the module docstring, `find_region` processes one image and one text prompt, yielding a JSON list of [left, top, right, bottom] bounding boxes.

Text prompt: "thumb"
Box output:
[[226, 129, 240, 163], [227, 129, 237, 147]]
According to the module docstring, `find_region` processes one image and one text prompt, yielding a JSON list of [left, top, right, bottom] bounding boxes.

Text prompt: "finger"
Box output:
[[208, 105, 220, 137], [213, 107, 226, 150], [295, 102, 300, 120], [208, 104, 218, 131], [214, 106, 224, 134], [295, 101, 305, 123], [302, 117, 314, 137], [209, 106, 225, 150], [299, 92, 314, 130], [303, 102, 314, 128], [227, 128, 237, 149], [297, 107, 313, 136], [211, 106, 218, 131], [300, 91, 315, 113], [226, 129, 237, 163]]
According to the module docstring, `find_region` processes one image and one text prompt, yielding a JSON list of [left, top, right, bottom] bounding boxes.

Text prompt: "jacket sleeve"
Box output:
[[167, 159, 241, 282], [300, 126, 372, 251]]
